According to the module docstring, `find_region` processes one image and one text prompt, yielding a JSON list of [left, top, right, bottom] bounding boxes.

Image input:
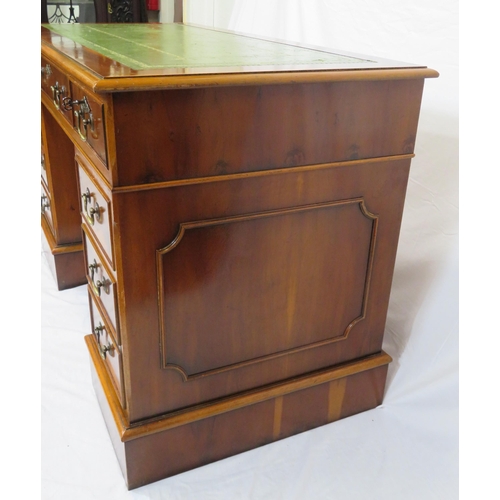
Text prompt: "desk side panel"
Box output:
[[112, 158, 410, 422]]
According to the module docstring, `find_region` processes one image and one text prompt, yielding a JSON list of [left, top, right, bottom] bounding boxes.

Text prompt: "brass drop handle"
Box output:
[[94, 323, 105, 339], [50, 82, 60, 109], [50, 82, 66, 110], [99, 343, 113, 360], [73, 96, 94, 142], [41, 194, 50, 214], [94, 322, 113, 360], [81, 188, 101, 226], [88, 259, 107, 297]]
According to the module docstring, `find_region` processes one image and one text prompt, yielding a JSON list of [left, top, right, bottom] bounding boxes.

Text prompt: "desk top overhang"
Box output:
[[41, 23, 438, 93]]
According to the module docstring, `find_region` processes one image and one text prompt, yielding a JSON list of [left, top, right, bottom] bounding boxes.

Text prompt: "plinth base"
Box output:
[[41, 217, 86, 290], [86, 334, 391, 490]]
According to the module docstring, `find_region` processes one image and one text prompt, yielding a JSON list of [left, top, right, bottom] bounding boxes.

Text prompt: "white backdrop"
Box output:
[[38, 1, 459, 499], [227, 0, 459, 409]]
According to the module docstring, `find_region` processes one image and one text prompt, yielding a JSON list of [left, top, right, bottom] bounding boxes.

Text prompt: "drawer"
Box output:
[[83, 225, 120, 344], [77, 159, 114, 269], [70, 81, 107, 165], [40, 57, 73, 124], [41, 183, 53, 232], [89, 293, 125, 407]]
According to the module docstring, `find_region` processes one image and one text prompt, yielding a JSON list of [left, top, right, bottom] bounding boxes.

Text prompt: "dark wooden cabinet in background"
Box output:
[[41, 0, 148, 24], [95, 0, 147, 23], [41, 23, 438, 488]]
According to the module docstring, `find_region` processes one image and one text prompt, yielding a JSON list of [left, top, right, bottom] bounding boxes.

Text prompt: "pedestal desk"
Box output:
[[41, 23, 438, 489]]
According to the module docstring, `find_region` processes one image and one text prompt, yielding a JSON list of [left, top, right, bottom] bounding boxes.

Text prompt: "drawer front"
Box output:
[[71, 82, 107, 165], [83, 225, 120, 344], [40, 57, 73, 124], [77, 161, 114, 269], [41, 183, 53, 231], [90, 293, 124, 406]]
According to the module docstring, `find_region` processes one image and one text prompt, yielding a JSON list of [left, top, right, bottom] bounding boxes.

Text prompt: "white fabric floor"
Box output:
[[41, 247, 458, 500]]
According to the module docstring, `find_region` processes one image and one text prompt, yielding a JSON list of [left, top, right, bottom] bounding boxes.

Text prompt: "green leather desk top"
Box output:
[[41, 23, 436, 92], [44, 23, 370, 71]]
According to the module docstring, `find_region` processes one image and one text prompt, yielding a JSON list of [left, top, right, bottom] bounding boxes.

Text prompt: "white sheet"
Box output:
[[40, 1, 459, 497], [41, 249, 458, 499]]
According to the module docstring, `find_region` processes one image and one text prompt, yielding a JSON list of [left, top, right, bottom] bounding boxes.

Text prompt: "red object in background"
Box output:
[[147, 0, 159, 10]]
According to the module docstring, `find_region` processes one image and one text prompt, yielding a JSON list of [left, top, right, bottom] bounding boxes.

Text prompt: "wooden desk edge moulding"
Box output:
[[41, 23, 438, 489]]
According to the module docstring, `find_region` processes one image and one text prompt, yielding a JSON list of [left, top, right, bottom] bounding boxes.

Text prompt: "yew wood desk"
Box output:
[[41, 23, 438, 489]]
